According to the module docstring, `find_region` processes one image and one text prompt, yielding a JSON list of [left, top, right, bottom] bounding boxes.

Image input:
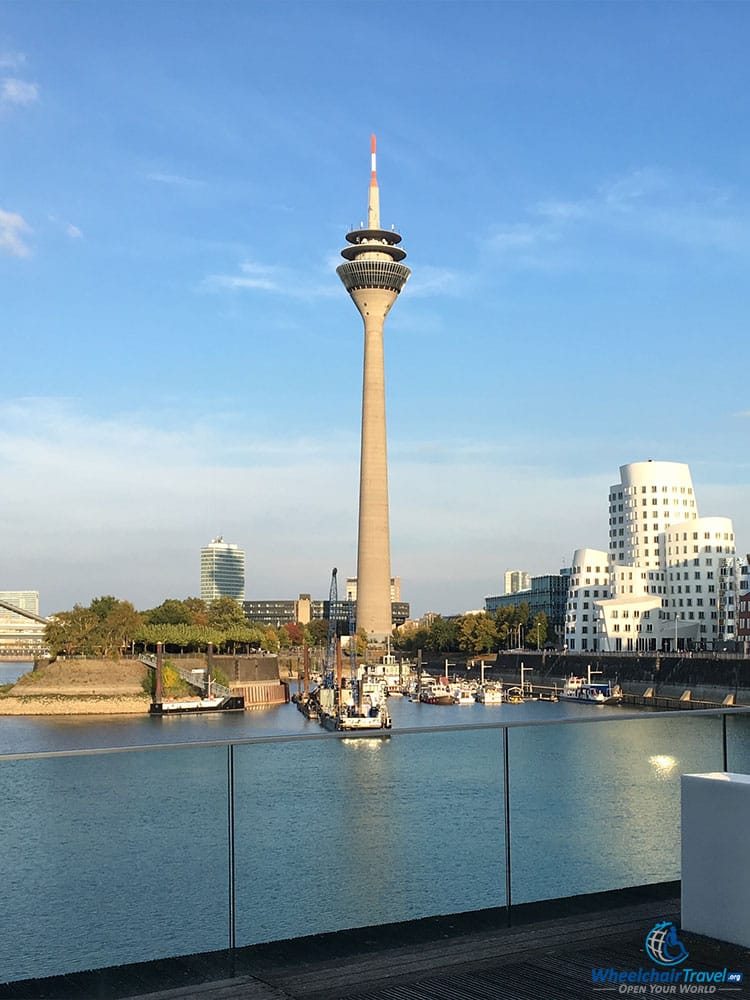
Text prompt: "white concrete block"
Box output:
[[681, 772, 750, 948]]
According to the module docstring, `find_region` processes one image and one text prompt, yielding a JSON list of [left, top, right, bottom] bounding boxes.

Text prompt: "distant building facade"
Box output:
[[485, 572, 570, 637], [346, 577, 402, 602], [737, 592, 750, 643], [0, 591, 40, 614], [243, 593, 408, 629], [200, 537, 245, 603], [312, 599, 409, 629], [504, 570, 531, 595], [0, 591, 47, 653], [566, 461, 743, 652], [244, 595, 311, 627]]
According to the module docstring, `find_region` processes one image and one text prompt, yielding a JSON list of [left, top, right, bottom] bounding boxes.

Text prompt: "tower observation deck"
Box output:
[[337, 136, 410, 643]]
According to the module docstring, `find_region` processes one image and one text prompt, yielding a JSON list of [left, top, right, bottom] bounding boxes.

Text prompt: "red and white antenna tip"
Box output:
[[371, 134, 376, 154], [370, 133, 377, 186]]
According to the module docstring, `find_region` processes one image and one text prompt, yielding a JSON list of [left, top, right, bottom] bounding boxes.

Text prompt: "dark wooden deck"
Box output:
[[2, 886, 748, 1000]]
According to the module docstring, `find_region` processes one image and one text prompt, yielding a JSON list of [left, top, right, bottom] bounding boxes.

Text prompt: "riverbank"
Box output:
[[0, 659, 151, 716], [0, 695, 150, 716]]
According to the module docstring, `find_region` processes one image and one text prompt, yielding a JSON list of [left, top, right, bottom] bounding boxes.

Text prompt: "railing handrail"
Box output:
[[139, 653, 232, 699], [1, 704, 748, 763]]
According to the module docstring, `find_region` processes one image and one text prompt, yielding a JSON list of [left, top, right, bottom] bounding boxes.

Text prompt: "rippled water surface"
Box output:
[[1, 674, 747, 984]]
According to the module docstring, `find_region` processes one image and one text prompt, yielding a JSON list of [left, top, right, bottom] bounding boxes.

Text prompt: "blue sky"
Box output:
[[1, 1, 749, 616]]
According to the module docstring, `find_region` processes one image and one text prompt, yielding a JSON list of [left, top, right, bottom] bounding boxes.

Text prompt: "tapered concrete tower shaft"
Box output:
[[337, 137, 410, 642]]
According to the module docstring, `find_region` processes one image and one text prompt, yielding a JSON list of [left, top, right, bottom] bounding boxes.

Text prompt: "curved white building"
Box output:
[[565, 548, 610, 652], [610, 460, 697, 571], [567, 461, 738, 652]]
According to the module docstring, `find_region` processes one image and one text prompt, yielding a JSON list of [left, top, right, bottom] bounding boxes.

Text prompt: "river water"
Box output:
[[1, 661, 749, 984], [0, 661, 623, 753]]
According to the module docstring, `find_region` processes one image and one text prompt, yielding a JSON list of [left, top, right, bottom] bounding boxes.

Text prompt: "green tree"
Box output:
[[393, 623, 430, 653], [146, 599, 193, 626], [46, 598, 142, 658], [89, 595, 119, 621], [95, 600, 142, 658], [305, 619, 329, 646], [355, 628, 368, 657], [458, 613, 498, 653], [207, 596, 247, 631], [530, 612, 548, 650], [261, 626, 280, 652], [45, 605, 99, 657], [426, 616, 459, 653], [183, 597, 208, 626]]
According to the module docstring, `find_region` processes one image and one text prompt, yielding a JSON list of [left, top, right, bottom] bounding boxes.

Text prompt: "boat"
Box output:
[[419, 681, 455, 706], [316, 682, 392, 732], [559, 666, 622, 705], [451, 686, 475, 706], [312, 671, 392, 732], [475, 684, 504, 705], [149, 695, 245, 715], [366, 642, 406, 696]]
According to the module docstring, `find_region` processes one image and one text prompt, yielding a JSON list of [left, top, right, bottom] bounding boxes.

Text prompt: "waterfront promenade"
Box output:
[[3, 885, 748, 999]]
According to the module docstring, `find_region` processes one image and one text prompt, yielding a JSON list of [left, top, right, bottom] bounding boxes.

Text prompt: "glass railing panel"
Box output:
[[726, 712, 750, 774], [233, 727, 505, 945], [0, 745, 229, 983], [507, 713, 724, 905]]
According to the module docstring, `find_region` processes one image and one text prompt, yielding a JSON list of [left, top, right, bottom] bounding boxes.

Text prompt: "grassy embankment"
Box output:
[[0, 659, 153, 716]]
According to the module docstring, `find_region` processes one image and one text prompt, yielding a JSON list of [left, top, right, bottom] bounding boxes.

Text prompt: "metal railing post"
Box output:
[[227, 743, 236, 956], [722, 714, 728, 773], [503, 726, 512, 926]]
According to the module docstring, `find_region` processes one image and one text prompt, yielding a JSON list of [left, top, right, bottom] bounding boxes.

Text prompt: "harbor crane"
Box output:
[[323, 567, 339, 689]]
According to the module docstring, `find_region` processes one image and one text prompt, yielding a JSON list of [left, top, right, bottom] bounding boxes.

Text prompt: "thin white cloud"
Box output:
[[487, 222, 557, 252], [48, 214, 84, 240], [1, 397, 748, 617], [405, 264, 470, 298], [0, 398, 358, 612], [201, 258, 338, 299], [205, 261, 280, 292], [1, 77, 39, 106], [145, 171, 204, 187], [489, 168, 750, 267], [0, 51, 25, 69], [0, 208, 32, 257]]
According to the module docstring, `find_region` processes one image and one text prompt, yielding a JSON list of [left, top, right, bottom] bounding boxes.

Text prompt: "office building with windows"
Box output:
[[200, 537, 245, 604], [485, 572, 569, 637], [0, 591, 48, 652], [503, 570, 531, 595], [345, 577, 401, 603]]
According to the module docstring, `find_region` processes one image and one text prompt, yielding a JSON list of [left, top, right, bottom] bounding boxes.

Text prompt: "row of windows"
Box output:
[[609, 499, 696, 511], [609, 485, 694, 499]]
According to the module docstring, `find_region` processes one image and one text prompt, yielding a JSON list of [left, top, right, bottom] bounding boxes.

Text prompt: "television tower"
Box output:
[[337, 136, 410, 642]]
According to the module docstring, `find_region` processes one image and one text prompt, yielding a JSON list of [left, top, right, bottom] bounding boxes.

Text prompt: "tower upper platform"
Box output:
[[337, 136, 410, 295]]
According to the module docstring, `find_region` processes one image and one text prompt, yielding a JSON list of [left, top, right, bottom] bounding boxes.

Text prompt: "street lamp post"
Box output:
[[669, 611, 683, 653]]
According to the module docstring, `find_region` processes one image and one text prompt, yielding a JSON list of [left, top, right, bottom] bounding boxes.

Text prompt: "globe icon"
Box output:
[[645, 921, 689, 966]]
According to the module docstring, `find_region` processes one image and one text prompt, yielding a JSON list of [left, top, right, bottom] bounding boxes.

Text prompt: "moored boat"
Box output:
[[419, 681, 454, 706], [150, 695, 245, 715], [475, 684, 504, 705], [559, 667, 622, 705], [451, 686, 475, 705]]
